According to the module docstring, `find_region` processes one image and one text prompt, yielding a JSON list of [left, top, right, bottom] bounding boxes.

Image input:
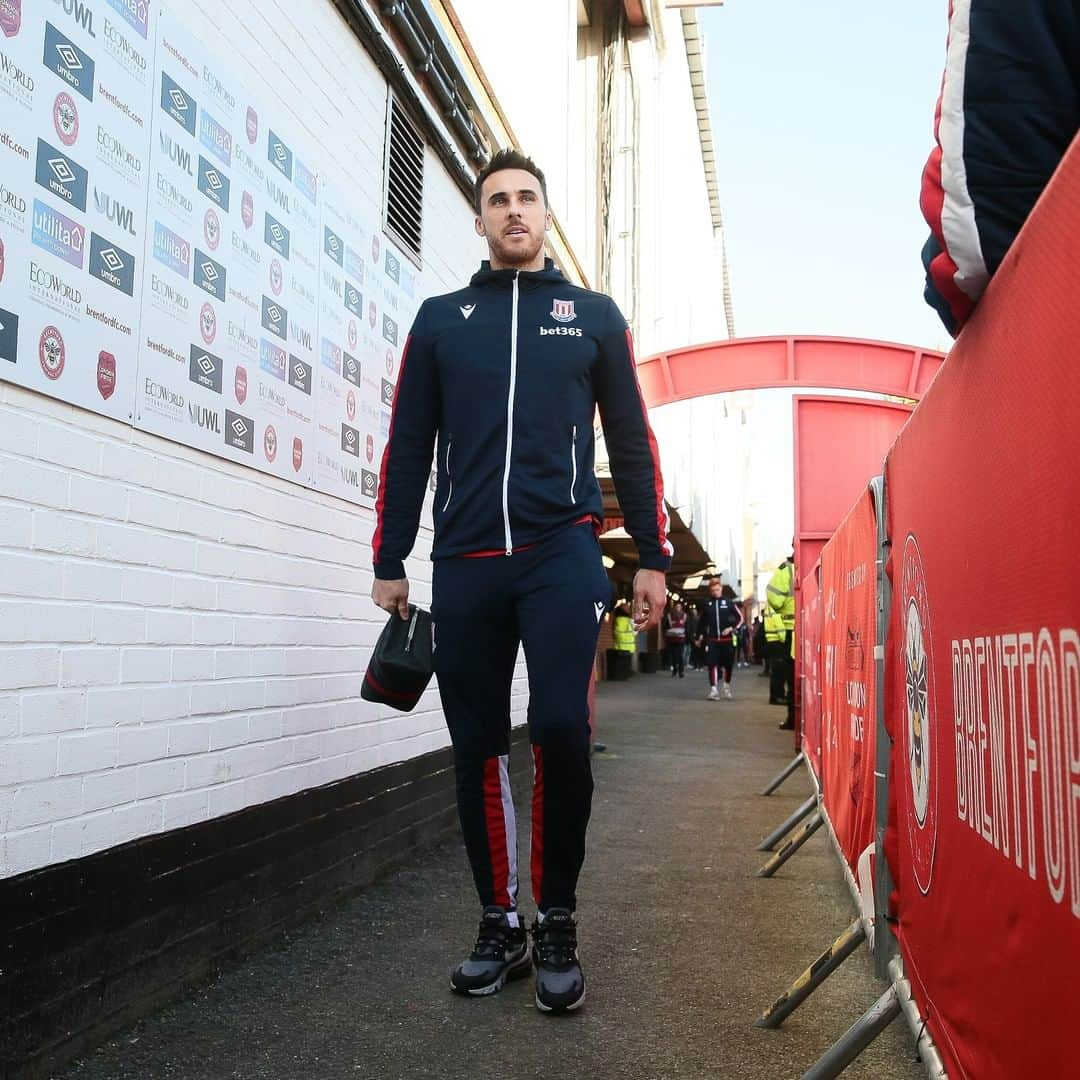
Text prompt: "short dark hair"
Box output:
[[474, 148, 548, 215]]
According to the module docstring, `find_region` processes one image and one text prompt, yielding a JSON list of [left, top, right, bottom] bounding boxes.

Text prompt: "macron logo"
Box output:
[[594, 601, 605, 623], [460, 304, 475, 320]]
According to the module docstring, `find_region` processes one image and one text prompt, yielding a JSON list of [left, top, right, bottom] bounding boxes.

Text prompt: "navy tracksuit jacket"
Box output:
[[373, 258, 671, 912]]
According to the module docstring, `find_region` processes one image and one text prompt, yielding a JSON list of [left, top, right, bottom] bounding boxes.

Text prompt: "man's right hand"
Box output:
[[372, 577, 410, 620]]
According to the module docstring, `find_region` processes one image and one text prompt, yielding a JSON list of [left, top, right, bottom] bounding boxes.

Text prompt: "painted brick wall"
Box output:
[[0, 0, 526, 880]]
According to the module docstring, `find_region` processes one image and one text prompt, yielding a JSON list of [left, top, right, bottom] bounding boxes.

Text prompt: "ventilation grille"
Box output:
[[385, 97, 424, 261]]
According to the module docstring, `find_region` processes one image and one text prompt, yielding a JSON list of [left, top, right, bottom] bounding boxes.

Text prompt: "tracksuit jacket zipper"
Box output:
[[501, 272, 520, 555]]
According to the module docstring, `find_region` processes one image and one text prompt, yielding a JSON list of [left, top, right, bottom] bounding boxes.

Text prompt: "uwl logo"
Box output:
[[95, 188, 135, 235]]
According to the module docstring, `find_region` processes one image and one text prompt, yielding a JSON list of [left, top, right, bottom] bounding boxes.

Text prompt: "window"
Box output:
[[384, 96, 425, 263]]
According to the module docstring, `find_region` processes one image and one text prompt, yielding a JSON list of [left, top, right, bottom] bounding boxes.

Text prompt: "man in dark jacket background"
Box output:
[[371, 149, 670, 1013]]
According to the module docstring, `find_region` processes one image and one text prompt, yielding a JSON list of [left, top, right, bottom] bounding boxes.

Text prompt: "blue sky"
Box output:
[[699, 1, 952, 353]]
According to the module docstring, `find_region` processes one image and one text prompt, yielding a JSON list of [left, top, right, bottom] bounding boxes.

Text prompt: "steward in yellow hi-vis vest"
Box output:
[[767, 556, 796, 729]]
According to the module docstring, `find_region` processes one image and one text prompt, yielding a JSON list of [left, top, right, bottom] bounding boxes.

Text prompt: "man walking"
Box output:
[[371, 149, 671, 1013]]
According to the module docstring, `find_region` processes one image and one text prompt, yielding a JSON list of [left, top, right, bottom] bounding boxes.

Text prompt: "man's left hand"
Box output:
[[632, 569, 667, 631]]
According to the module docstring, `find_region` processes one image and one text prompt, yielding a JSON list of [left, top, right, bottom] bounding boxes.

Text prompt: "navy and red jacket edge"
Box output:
[[372, 259, 673, 579]]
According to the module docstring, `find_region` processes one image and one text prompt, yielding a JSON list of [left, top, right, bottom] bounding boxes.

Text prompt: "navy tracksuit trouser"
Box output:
[[431, 523, 609, 914]]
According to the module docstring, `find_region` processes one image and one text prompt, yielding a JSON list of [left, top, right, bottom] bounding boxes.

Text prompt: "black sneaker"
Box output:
[[531, 908, 586, 1013], [450, 906, 531, 996]]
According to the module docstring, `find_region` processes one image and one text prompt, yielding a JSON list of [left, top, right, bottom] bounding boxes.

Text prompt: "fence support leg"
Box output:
[[757, 811, 823, 878], [755, 919, 867, 1029], [760, 751, 805, 796], [800, 986, 902, 1080], [756, 795, 818, 851]]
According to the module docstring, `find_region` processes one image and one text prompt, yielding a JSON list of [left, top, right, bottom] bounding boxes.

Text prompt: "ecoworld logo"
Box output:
[[94, 187, 135, 235], [154, 171, 192, 220], [194, 248, 225, 300], [53, 92, 79, 146], [264, 212, 289, 258], [106, 0, 148, 39], [202, 65, 235, 110], [224, 409, 254, 454], [32, 198, 85, 268], [188, 343, 223, 394], [152, 220, 190, 278], [103, 18, 146, 81], [188, 400, 220, 434], [257, 379, 285, 412], [0, 51, 32, 109], [28, 259, 82, 316], [35, 138, 88, 210], [160, 70, 195, 135], [0, 181, 27, 228], [226, 319, 256, 358], [53, 0, 96, 39], [288, 354, 311, 395], [96, 124, 141, 183], [540, 326, 583, 337], [267, 130, 292, 179], [159, 131, 192, 177], [89, 233, 135, 295], [149, 272, 189, 320], [199, 108, 231, 167], [230, 228, 261, 271], [197, 155, 230, 211], [291, 274, 314, 307], [235, 142, 262, 183], [143, 377, 184, 418], [44, 22, 95, 100]]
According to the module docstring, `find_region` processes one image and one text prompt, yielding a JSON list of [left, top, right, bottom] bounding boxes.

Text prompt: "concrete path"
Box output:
[[62, 665, 923, 1080]]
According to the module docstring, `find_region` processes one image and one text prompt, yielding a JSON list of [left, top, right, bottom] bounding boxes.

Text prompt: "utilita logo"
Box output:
[[32, 198, 84, 268], [152, 220, 190, 278]]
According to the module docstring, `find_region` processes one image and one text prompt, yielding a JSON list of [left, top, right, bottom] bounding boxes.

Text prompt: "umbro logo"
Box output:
[[460, 304, 475, 320], [594, 601, 605, 623]]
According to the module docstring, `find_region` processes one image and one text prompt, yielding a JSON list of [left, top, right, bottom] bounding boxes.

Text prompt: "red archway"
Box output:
[[636, 335, 945, 409]]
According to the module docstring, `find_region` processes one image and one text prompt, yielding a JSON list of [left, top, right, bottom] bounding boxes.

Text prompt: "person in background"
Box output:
[[695, 578, 743, 700], [664, 601, 687, 678], [765, 606, 787, 703], [613, 601, 637, 659], [767, 553, 796, 730], [752, 615, 767, 675], [685, 603, 700, 670]]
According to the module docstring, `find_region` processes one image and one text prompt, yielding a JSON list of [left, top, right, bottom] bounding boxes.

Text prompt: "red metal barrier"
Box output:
[[883, 138, 1080, 1078], [799, 564, 823, 783]]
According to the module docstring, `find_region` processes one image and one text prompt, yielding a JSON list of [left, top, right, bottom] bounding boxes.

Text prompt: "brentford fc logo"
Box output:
[[200, 302, 217, 344], [39, 325, 65, 380], [270, 258, 283, 296], [53, 92, 79, 146], [203, 208, 220, 251], [245, 106, 258, 144], [550, 299, 577, 324], [346, 389, 356, 421], [292, 435, 303, 472], [241, 191, 254, 229], [902, 533, 938, 895], [263, 424, 277, 462]]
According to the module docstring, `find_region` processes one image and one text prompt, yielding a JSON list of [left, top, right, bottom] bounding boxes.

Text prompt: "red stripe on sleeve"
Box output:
[[371, 333, 412, 566]]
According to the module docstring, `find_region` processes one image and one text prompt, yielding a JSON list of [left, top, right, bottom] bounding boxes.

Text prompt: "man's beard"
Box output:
[[489, 230, 544, 267]]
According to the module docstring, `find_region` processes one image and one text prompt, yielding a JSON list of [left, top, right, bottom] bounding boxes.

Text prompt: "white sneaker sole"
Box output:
[[535, 984, 586, 1013]]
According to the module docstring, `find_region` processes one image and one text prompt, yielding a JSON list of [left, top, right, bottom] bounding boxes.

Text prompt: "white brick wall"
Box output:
[[0, 0, 527, 879]]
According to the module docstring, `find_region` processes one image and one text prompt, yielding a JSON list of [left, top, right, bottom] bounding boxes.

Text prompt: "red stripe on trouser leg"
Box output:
[[482, 757, 511, 908], [531, 745, 544, 907]]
